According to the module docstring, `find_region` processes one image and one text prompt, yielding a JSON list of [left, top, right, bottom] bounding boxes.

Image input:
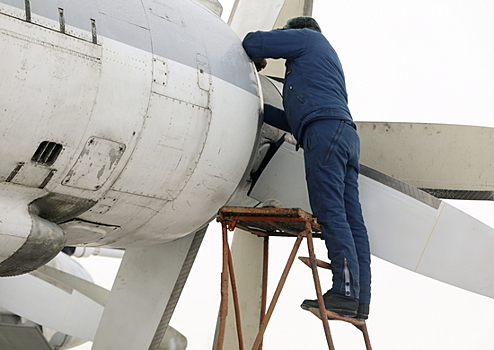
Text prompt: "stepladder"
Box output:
[[215, 206, 372, 350]]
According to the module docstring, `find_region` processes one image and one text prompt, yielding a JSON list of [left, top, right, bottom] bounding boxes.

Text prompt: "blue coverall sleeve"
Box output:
[[242, 29, 307, 61], [264, 104, 292, 133]]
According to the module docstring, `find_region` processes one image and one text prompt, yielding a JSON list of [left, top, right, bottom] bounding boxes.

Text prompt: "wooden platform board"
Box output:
[[218, 206, 322, 238]]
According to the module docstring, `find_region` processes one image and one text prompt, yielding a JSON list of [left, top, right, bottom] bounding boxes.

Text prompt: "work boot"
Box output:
[[300, 290, 358, 318], [356, 303, 369, 320]]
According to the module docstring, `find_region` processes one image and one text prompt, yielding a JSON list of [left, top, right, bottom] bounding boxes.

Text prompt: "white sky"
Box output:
[[75, 0, 494, 349]]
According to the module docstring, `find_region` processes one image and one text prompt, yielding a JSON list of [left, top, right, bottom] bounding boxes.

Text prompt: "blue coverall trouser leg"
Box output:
[[303, 119, 371, 304]]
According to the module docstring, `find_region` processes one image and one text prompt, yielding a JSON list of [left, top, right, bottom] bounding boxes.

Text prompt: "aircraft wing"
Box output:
[[249, 141, 494, 299], [227, 0, 314, 78]]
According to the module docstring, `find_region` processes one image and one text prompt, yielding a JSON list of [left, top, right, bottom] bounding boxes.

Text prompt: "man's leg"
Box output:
[[344, 164, 371, 304], [344, 130, 371, 319], [301, 120, 360, 316]]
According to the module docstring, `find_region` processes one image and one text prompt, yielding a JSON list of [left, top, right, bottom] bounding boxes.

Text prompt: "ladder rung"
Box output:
[[308, 307, 372, 349], [308, 307, 366, 327], [298, 256, 332, 270]]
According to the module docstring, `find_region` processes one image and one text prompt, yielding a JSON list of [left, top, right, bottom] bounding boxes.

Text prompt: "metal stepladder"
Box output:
[[216, 206, 372, 350]]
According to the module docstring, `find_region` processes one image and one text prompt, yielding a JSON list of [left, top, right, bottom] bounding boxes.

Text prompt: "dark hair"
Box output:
[[283, 17, 321, 33]]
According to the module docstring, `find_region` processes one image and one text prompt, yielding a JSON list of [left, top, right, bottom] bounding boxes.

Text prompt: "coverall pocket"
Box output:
[[288, 85, 305, 104], [323, 121, 344, 165]]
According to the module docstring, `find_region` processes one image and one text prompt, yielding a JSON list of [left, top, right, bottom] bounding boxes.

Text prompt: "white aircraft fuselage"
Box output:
[[0, 0, 261, 275]]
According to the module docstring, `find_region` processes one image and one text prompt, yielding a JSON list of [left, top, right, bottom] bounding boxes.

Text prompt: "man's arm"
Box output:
[[264, 104, 292, 133], [242, 29, 307, 62]]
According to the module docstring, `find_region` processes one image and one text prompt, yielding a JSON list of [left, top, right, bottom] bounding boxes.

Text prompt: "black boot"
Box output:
[[356, 303, 369, 320], [301, 290, 358, 318]]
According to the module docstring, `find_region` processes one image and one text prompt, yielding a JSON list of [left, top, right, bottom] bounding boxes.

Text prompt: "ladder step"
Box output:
[[308, 307, 366, 326], [298, 256, 332, 270]]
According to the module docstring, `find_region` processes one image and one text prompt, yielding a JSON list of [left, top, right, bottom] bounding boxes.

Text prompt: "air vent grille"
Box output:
[[31, 141, 63, 166]]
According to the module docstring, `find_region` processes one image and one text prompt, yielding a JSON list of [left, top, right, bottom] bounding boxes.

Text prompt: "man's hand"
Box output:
[[254, 58, 267, 72]]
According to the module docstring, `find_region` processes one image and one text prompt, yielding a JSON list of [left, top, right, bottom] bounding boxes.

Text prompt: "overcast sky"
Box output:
[[75, 1, 494, 349]]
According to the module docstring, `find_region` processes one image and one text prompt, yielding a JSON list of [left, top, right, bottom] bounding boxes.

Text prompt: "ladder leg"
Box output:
[[259, 236, 269, 350], [306, 231, 335, 350], [355, 323, 372, 350], [226, 239, 245, 350], [217, 223, 230, 350], [251, 235, 304, 350]]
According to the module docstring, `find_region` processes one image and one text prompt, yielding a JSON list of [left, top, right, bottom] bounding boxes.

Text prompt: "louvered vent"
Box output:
[[31, 141, 63, 166]]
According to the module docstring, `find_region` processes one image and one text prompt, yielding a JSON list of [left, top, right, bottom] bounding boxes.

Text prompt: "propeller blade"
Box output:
[[358, 122, 494, 199], [0, 252, 190, 348], [0, 262, 107, 340], [92, 228, 206, 350], [360, 165, 494, 298], [249, 142, 494, 298]]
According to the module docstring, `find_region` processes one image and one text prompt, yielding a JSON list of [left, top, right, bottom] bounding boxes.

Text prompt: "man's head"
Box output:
[[283, 16, 321, 33]]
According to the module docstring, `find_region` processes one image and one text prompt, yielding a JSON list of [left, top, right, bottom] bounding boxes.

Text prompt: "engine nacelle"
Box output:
[[0, 183, 65, 276]]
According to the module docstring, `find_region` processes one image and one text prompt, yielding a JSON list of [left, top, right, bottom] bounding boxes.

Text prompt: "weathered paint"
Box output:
[[0, 0, 261, 269]]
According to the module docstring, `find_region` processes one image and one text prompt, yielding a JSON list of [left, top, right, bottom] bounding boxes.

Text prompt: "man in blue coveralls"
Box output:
[[242, 17, 371, 319]]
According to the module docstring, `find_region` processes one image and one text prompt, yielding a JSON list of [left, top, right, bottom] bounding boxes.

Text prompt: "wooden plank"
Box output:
[[219, 206, 304, 218], [218, 206, 321, 237]]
